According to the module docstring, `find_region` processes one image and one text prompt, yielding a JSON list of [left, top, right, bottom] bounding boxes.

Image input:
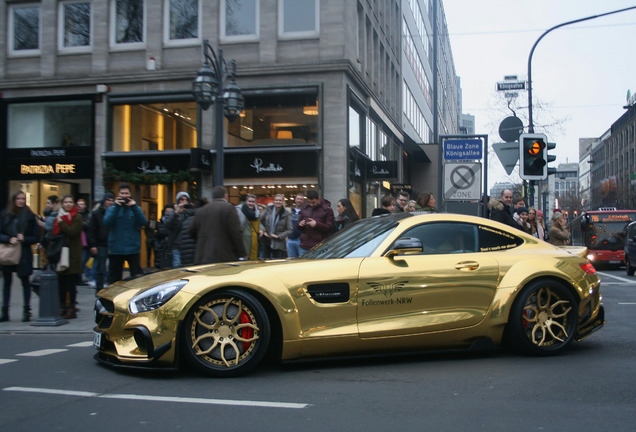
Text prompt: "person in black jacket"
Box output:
[[164, 191, 197, 268], [87, 193, 113, 291], [0, 191, 39, 322], [489, 189, 520, 229]]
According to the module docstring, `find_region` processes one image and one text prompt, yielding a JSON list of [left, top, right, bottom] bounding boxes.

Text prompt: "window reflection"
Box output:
[[8, 100, 93, 149]]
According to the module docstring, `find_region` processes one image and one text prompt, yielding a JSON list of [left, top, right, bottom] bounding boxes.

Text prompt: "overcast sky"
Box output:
[[442, 0, 636, 188]]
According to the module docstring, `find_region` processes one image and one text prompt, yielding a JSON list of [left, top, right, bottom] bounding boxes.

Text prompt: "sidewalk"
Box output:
[[0, 273, 96, 335]]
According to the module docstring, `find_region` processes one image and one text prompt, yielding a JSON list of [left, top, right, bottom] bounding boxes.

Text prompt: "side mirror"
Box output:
[[386, 237, 423, 259]]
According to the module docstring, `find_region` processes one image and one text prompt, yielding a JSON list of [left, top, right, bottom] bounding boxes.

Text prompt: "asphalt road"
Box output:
[[0, 269, 634, 432]]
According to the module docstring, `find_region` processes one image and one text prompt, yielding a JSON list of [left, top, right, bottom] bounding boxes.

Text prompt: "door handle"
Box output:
[[454, 261, 479, 271]]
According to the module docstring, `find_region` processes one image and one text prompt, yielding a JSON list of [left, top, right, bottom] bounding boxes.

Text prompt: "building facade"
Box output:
[[589, 105, 636, 211], [0, 0, 461, 227]]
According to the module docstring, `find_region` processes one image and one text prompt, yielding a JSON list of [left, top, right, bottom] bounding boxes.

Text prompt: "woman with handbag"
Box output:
[[53, 195, 83, 319], [0, 191, 39, 322]]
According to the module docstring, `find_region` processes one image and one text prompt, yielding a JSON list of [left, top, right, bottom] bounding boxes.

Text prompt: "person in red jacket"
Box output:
[[297, 189, 335, 255]]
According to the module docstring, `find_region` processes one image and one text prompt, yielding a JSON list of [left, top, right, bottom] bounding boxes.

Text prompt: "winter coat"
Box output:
[[549, 225, 570, 246], [164, 208, 196, 266], [259, 205, 292, 251], [489, 198, 521, 230], [236, 204, 261, 260], [0, 207, 39, 277], [87, 205, 110, 248], [298, 199, 335, 250], [190, 199, 246, 264], [103, 204, 147, 255], [54, 208, 84, 275]]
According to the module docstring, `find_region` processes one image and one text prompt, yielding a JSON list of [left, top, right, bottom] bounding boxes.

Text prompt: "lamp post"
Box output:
[[192, 39, 244, 186]]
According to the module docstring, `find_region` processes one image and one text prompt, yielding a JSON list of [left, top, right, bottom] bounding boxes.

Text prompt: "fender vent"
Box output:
[[306, 283, 350, 303]]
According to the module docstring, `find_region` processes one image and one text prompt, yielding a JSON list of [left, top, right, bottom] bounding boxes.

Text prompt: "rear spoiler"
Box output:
[[558, 246, 588, 260]]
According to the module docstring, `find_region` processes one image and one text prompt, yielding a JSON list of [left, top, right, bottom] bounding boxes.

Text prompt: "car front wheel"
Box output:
[[506, 280, 578, 356], [183, 289, 270, 377]]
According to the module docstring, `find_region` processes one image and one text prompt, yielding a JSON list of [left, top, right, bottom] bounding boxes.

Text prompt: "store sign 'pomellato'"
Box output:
[[20, 163, 76, 174]]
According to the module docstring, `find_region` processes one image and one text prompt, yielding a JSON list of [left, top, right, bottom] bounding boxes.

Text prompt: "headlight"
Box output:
[[129, 280, 188, 314]]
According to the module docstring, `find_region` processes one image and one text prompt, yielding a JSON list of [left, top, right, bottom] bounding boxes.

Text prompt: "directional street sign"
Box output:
[[496, 81, 525, 91], [444, 162, 482, 201]]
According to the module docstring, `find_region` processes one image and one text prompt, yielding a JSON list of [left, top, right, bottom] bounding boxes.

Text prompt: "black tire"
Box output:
[[182, 289, 270, 377], [505, 280, 578, 356], [626, 260, 635, 276]]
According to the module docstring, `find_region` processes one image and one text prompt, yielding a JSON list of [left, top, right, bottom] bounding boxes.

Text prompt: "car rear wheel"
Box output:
[[182, 289, 270, 377], [626, 260, 635, 276], [506, 280, 578, 356]]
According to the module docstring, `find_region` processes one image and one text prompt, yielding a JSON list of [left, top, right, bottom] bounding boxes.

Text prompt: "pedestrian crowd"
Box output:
[[1, 184, 567, 323], [489, 188, 568, 245]]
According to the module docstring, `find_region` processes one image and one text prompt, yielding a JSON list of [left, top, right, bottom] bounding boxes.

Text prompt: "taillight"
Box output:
[[580, 262, 596, 274]]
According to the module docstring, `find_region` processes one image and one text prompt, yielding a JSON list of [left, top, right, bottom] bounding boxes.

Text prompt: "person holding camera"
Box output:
[[164, 191, 196, 268], [103, 183, 147, 284]]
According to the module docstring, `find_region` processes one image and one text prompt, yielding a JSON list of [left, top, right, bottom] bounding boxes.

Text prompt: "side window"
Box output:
[[478, 225, 524, 252], [399, 222, 478, 255]]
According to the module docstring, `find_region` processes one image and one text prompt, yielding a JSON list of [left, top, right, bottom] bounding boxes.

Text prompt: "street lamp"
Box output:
[[192, 39, 244, 186]]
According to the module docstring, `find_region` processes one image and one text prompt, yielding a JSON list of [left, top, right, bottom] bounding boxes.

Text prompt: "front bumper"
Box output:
[[93, 295, 182, 369]]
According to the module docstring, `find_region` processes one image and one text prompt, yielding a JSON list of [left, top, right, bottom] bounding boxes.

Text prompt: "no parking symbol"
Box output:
[[444, 163, 482, 200]]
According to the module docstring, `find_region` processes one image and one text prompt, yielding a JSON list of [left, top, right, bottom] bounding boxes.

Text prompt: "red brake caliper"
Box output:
[[240, 311, 254, 352]]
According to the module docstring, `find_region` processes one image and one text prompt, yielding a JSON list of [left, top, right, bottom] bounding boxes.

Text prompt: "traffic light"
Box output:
[[546, 141, 557, 176], [519, 133, 548, 180]]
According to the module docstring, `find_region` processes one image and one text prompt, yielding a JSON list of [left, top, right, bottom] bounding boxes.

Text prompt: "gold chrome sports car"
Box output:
[[93, 213, 605, 377]]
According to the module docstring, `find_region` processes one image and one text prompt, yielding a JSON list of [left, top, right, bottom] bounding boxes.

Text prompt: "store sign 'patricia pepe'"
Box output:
[[20, 164, 76, 174]]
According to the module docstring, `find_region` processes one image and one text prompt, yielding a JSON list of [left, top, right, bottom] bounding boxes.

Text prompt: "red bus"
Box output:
[[570, 209, 636, 267]]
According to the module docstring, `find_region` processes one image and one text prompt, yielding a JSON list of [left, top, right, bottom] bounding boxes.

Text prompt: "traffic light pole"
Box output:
[[527, 5, 636, 133], [526, 6, 636, 208]]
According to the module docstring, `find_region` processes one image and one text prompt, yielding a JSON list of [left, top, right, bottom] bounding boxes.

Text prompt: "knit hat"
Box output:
[[102, 193, 114, 204], [176, 191, 191, 202], [516, 206, 529, 215]]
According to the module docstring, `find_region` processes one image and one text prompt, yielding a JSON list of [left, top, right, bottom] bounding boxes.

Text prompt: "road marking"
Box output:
[[16, 349, 68, 357], [66, 341, 93, 348], [4, 386, 310, 409], [0, 359, 18, 365], [597, 272, 636, 284], [618, 302, 636, 305]]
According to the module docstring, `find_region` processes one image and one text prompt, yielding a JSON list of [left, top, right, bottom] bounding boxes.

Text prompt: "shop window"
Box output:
[[111, 102, 197, 151], [226, 93, 318, 147], [164, 0, 199, 45], [279, 0, 319, 39], [8, 3, 40, 56], [58, 1, 91, 52], [111, 0, 145, 48], [221, 0, 259, 42], [8, 100, 93, 149], [349, 107, 361, 149]]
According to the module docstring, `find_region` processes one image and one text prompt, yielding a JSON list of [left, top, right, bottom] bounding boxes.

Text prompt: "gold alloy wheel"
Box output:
[[189, 297, 260, 368], [522, 287, 573, 347]]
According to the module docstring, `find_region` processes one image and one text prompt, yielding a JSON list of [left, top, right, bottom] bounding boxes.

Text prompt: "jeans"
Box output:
[[171, 249, 181, 268], [286, 237, 301, 258], [108, 254, 142, 284]]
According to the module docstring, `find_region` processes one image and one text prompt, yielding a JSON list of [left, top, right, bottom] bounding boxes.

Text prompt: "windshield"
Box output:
[[301, 215, 406, 259], [586, 222, 629, 251]]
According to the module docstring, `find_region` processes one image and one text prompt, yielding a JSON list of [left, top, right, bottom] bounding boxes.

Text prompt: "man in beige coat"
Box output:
[[189, 186, 246, 264]]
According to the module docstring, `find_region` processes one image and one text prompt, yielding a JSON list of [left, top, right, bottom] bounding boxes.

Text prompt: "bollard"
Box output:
[[31, 267, 68, 326]]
